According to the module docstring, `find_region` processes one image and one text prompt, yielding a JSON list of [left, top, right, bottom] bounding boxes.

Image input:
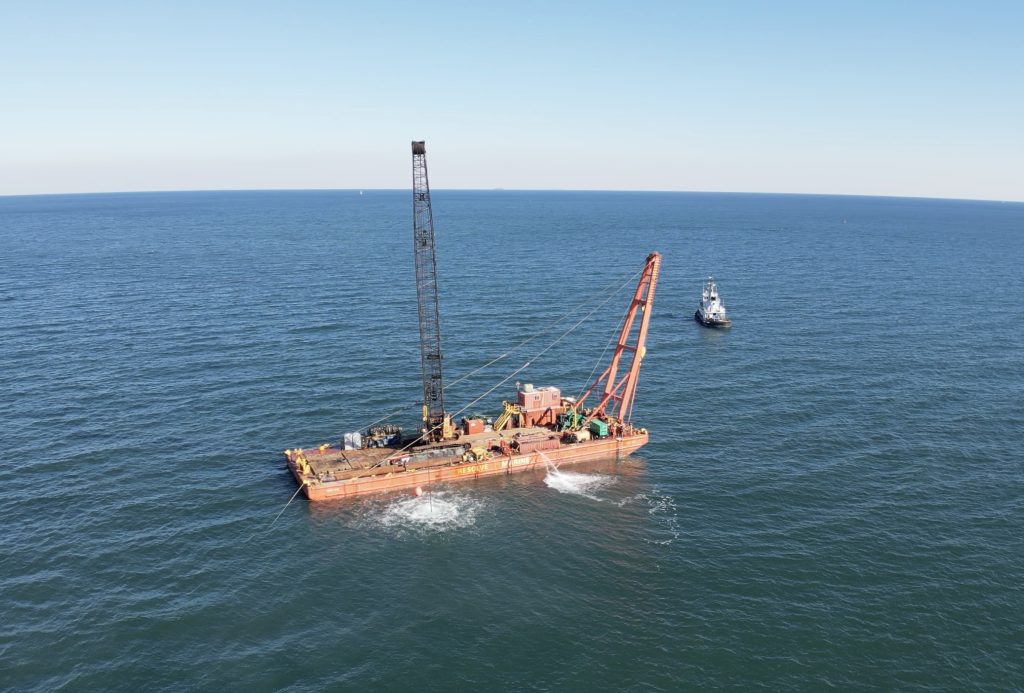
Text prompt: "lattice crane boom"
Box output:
[[411, 141, 452, 441], [576, 252, 661, 423]]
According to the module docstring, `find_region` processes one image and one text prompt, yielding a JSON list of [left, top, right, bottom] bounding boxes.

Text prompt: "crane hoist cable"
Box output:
[[347, 263, 644, 436], [365, 264, 644, 467]]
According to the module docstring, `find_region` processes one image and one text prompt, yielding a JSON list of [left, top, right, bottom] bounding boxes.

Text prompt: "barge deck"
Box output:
[[280, 143, 662, 503], [285, 426, 649, 501]]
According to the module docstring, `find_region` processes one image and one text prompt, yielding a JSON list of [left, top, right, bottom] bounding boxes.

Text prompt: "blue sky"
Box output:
[[2, 1, 1021, 199]]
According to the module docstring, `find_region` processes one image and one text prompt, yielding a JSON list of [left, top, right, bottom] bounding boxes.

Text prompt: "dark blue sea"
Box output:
[[2, 190, 1022, 691]]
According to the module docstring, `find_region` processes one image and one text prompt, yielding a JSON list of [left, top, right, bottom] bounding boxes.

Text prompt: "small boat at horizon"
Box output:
[[694, 276, 731, 328]]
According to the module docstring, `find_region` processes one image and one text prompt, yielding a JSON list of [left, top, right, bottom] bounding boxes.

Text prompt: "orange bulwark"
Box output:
[[285, 427, 649, 501]]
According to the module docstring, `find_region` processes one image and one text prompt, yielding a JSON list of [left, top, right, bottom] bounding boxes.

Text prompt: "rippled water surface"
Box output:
[[2, 190, 1022, 690]]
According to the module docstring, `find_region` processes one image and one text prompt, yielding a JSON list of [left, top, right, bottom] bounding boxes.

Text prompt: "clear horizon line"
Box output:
[[1, 186, 1021, 205]]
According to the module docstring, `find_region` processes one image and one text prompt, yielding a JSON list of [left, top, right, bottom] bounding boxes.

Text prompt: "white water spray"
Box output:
[[538, 451, 615, 500], [362, 489, 483, 535]]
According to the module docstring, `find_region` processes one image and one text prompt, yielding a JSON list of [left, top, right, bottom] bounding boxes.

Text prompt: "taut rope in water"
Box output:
[[251, 482, 306, 539]]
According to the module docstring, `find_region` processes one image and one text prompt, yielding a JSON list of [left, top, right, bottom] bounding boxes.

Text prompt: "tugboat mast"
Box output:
[[411, 141, 452, 441]]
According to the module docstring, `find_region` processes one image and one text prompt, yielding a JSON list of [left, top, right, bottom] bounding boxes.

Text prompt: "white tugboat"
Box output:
[[694, 276, 731, 327]]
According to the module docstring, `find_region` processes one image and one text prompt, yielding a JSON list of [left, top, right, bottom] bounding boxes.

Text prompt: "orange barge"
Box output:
[[284, 246, 661, 502], [282, 142, 661, 501], [285, 425, 649, 501]]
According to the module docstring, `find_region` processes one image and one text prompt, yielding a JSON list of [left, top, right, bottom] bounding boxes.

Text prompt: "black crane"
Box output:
[[411, 141, 452, 441]]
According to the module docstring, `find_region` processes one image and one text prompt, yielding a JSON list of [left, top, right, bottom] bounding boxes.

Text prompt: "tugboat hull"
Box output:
[[695, 310, 731, 328]]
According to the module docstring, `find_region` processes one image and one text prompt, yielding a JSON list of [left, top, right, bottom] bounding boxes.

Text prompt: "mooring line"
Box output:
[[249, 482, 306, 539]]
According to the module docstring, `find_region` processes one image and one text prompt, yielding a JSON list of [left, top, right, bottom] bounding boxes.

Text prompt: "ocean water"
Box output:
[[1, 190, 1022, 691]]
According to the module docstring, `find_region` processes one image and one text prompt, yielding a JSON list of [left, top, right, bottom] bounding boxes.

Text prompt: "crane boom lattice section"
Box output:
[[577, 252, 661, 423], [411, 141, 447, 438]]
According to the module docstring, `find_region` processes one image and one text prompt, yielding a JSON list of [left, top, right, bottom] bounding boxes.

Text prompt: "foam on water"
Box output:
[[543, 466, 617, 500], [360, 489, 483, 535], [617, 490, 681, 545]]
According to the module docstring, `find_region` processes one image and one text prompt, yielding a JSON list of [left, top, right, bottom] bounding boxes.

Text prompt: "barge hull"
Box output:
[[290, 432, 648, 501]]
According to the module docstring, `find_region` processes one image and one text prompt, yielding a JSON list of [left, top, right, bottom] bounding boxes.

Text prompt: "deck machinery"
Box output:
[[283, 142, 661, 501]]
